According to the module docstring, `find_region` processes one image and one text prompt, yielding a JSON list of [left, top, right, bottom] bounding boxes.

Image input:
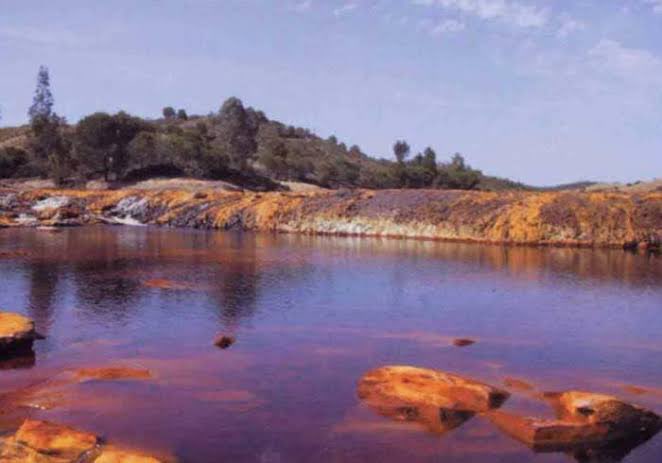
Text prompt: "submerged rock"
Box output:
[[357, 366, 508, 435], [94, 447, 164, 463], [0, 419, 167, 463], [143, 279, 191, 291], [488, 390, 661, 453], [214, 334, 236, 349], [74, 366, 153, 382], [452, 338, 476, 347], [0, 312, 38, 355], [547, 390, 661, 439], [358, 366, 509, 412], [0, 419, 99, 462]]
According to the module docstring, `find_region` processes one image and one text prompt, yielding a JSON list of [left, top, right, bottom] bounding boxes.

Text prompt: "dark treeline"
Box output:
[[0, 66, 528, 191]]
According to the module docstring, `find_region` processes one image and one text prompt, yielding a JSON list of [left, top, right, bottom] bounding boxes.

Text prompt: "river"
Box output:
[[0, 226, 660, 462]]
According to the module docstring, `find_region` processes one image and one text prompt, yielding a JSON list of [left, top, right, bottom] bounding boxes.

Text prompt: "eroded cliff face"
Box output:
[[0, 188, 660, 248]]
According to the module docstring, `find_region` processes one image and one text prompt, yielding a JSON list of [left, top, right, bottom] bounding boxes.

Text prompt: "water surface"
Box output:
[[0, 226, 660, 462]]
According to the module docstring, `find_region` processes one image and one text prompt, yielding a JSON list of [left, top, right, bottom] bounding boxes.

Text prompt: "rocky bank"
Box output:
[[0, 188, 660, 248]]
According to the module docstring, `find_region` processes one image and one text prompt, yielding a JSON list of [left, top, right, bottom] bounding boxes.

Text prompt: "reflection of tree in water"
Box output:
[[207, 232, 316, 328], [209, 233, 259, 327], [71, 257, 143, 322], [26, 261, 60, 335]]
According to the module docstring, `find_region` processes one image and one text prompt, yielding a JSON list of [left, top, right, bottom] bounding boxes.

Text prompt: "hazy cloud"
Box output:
[[643, 0, 662, 14], [413, 0, 549, 28], [334, 2, 359, 17], [556, 15, 586, 38], [291, 0, 313, 12], [589, 39, 662, 86], [429, 18, 466, 35]]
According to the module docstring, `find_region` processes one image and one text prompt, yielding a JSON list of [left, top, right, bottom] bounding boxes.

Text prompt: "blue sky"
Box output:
[[1, 0, 661, 185]]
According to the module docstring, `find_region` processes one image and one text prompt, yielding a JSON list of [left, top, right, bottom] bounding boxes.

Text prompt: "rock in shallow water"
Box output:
[[0, 419, 99, 462], [358, 365, 510, 413], [0, 312, 38, 355], [357, 366, 509, 435], [488, 390, 661, 452], [0, 419, 167, 463]]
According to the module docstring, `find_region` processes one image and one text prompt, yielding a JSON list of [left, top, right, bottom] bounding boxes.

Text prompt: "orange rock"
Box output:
[[0, 312, 37, 354], [452, 338, 476, 347], [622, 385, 648, 395], [503, 377, 535, 392], [546, 390, 661, 434], [488, 391, 661, 452], [10, 419, 99, 461], [142, 279, 191, 291], [94, 447, 164, 463], [74, 366, 152, 382], [487, 411, 611, 450], [358, 366, 509, 412], [213, 334, 235, 349]]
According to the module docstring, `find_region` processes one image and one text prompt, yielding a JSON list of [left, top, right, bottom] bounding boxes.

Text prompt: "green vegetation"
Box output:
[[0, 66, 531, 191]]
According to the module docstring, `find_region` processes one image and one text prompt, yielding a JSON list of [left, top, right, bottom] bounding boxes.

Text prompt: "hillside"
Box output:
[[0, 99, 527, 192]]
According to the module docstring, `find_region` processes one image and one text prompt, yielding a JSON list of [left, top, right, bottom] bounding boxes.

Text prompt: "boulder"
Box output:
[[0, 312, 38, 355], [488, 391, 661, 452], [488, 411, 611, 450], [358, 366, 509, 413], [546, 390, 661, 439], [0, 420, 168, 463], [0, 419, 99, 462]]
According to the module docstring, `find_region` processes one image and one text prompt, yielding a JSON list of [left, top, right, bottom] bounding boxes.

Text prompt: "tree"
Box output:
[[162, 106, 176, 119], [393, 140, 410, 164], [75, 112, 150, 181], [28, 66, 54, 121], [212, 97, 259, 171], [422, 147, 437, 172], [27, 66, 69, 184], [177, 109, 188, 120], [435, 153, 481, 190]]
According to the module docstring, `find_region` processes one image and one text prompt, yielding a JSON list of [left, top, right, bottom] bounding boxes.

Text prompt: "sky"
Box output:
[[1, 0, 661, 186]]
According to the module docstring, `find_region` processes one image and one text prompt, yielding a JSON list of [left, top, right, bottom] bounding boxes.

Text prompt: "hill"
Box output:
[[1, 98, 528, 192]]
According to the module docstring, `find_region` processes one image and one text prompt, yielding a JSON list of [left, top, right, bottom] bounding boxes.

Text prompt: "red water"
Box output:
[[0, 226, 660, 462]]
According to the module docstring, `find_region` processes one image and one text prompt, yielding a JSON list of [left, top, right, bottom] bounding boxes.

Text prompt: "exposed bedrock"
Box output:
[[357, 366, 509, 434], [0, 188, 660, 248], [487, 390, 661, 459], [0, 419, 168, 462], [0, 312, 40, 357]]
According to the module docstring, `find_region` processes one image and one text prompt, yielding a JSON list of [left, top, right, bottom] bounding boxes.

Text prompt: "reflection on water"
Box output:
[[0, 226, 659, 462]]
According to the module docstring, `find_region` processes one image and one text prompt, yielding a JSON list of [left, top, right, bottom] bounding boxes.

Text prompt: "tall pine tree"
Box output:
[[28, 66, 69, 184]]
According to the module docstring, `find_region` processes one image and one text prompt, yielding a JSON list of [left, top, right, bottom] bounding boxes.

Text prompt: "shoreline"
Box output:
[[0, 187, 660, 250]]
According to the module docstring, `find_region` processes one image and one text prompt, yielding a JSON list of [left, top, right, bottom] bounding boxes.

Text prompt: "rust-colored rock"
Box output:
[[74, 366, 152, 382], [0, 312, 38, 354], [488, 411, 612, 450], [0, 419, 99, 461], [546, 390, 661, 435], [142, 279, 191, 291], [357, 366, 508, 436], [94, 447, 164, 463], [503, 377, 535, 392], [488, 391, 661, 452], [358, 366, 509, 412], [0, 419, 168, 463], [1, 188, 660, 248], [214, 334, 236, 349], [452, 338, 476, 347]]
